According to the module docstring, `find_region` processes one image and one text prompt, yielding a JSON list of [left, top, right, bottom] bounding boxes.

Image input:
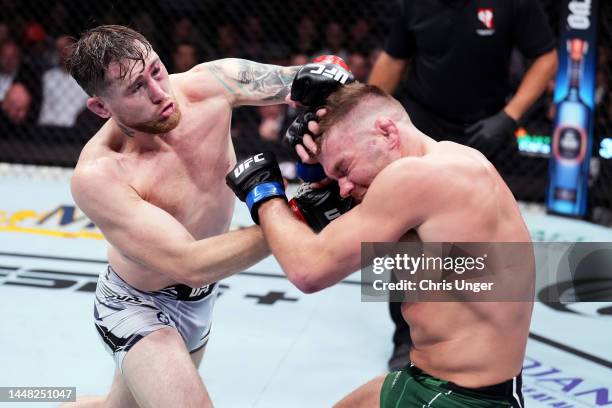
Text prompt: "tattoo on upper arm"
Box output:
[[210, 60, 299, 103]]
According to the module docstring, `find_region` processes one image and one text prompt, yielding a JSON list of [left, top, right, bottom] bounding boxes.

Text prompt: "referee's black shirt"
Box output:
[[385, 0, 555, 123]]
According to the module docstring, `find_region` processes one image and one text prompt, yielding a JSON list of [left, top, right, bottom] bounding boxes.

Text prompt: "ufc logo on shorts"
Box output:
[[234, 153, 265, 177], [190, 286, 209, 298], [111, 294, 142, 304], [308, 64, 351, 84]]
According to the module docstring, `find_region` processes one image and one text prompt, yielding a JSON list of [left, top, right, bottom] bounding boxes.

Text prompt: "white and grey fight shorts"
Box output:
[[94, 265, 218, 371]]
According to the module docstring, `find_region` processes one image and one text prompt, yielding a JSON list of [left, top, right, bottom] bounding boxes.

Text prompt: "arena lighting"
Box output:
[[599, 137, 612, 159], [516, 128, 611, 160]]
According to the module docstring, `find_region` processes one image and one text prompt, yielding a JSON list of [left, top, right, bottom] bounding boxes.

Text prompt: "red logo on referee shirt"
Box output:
[[477, 8, 494, 29]]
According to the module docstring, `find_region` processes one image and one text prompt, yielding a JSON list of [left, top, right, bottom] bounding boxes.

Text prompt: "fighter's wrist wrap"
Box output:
[[245, 182, 286, 221], [296, 162, 327, 183]]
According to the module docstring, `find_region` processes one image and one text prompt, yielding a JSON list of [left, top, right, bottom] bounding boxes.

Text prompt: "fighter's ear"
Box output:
[[86, 96, 111, 119], [374, 117, 399, 147]]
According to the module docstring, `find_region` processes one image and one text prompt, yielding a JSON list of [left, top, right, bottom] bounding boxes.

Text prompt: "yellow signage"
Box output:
[[0, 205, 104, 240]]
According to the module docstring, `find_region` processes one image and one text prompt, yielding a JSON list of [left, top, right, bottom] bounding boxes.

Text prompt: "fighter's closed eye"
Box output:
[[132, 82, 144, 93]]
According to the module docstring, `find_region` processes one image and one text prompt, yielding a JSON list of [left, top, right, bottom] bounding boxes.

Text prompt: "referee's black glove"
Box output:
[[465, 110, 517, 154]]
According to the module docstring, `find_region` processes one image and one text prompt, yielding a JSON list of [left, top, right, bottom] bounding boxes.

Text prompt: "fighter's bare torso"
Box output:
[[76, 71, 236, 291], [399, 142, 533, 387]]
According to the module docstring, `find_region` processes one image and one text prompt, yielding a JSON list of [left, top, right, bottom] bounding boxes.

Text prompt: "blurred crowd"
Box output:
[[0, 0, 388, 164], [0, 0, 610, 169]]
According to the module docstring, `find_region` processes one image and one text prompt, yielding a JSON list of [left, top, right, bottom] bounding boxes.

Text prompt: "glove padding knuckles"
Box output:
[[288, 182, 354, 232], [226, 152, 286, 224], [285, 55, 354, 182], [284, 110, 327, 182], [284, 110, 317, 151], [290, 55, 355, 108]]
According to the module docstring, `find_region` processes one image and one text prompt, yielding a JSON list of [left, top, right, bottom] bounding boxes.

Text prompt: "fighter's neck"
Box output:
[[400, 128, 432, 158], [113, 123, 172, 153]]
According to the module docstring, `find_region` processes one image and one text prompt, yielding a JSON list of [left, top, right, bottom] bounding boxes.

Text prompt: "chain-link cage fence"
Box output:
[[0, 0, 610, 223]]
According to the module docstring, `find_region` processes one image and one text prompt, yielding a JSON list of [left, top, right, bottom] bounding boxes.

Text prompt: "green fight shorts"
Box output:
[[380, 365, 524, 408]]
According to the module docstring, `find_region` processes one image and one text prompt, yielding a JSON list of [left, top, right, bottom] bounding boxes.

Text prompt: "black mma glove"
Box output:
[[290, 55, 355, 108], [284, 110, 317, 151], [226, 152, 286, 224], [284, 55, 355, 182], [284, 110, 327, 181], [288, 182, 354, 232], [465, 110, 517, 154]]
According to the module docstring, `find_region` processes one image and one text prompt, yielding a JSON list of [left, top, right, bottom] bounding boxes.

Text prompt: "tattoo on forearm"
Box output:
[[211, 60, 299, 103], [237, 61, 298, 101]]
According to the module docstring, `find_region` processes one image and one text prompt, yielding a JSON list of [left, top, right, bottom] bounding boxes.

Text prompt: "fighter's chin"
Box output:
[[132, 104, 182, 134]]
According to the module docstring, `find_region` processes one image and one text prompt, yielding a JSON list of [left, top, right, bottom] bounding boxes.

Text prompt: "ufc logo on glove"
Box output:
[[233, 153, 265, 177], [308, 64, 351, 84]]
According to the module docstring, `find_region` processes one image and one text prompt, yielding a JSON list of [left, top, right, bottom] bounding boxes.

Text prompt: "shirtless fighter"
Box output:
[[227, 82, 533, 407], [63, 25, 334, 407]]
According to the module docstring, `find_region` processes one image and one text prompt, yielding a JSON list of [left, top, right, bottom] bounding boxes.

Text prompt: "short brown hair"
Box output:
[[67, 25, 152, 95], [317, 83, 391, 147]]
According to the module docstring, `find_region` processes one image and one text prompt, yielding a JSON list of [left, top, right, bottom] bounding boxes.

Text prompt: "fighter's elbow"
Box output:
[[167, 264, 199, 288], [177, 241, 227, 288], [181, 262, 218, 288], [183, 274, 214, 289], [289, 268, 325, 294], [293, 277, 322, 294]]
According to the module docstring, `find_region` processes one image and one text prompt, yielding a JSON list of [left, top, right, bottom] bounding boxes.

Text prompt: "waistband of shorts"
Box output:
[[106, 265, 217, 301], [408, 364, 521, 400]]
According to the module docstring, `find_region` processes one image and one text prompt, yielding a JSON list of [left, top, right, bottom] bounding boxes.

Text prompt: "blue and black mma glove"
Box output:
[[288, 182, 354, 232], [284, 55, 355, 183], [226, 152, 286, 224]]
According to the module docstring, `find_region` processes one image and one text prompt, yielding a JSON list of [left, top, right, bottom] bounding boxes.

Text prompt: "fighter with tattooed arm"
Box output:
[[63, 25, 302, 408]]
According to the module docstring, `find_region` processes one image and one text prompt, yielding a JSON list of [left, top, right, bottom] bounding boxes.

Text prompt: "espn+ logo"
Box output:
[[567, 0, 592, 30]]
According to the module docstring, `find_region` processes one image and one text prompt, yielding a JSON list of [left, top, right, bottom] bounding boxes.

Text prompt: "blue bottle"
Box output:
[[547, 39, 592, 217]]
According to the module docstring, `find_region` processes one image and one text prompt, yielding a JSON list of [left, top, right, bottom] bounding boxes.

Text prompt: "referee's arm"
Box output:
[[368, 51, 408, 94]]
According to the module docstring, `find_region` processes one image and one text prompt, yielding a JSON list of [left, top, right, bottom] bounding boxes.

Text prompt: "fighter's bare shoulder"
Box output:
[[72, 154, 124, 196], [430, 142, 497, 189], [72, 127, 129, 205], [369, 155, 451, 198], [167, 63, 229, 104], [359, 157, 445, 229], [363, 150, 488, 222], [75, 120, 122, 169]]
